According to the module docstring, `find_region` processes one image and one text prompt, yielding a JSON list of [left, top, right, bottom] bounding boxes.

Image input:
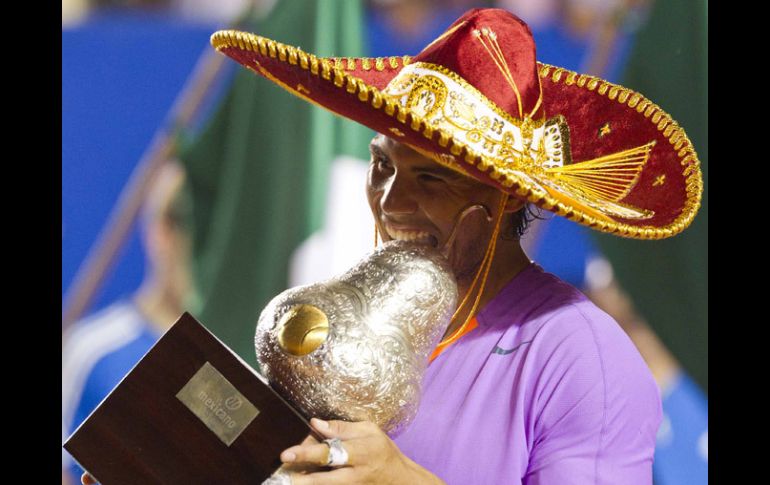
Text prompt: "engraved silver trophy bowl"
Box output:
[[255, 240, 458, 434]]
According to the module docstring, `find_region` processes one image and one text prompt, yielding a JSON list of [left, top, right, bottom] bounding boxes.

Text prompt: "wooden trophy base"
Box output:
[[64, 312, 319, 484]]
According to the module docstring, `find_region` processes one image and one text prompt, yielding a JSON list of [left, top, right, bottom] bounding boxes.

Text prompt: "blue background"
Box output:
[[62, 12, 221, 312]]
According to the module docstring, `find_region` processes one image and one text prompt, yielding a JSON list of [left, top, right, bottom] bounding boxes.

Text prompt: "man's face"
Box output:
[[366, 135, 507, 280]]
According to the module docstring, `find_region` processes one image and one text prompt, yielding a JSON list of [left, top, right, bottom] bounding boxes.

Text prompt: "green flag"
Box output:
[[179, 0, 371, 366], [593, 0, 708, 392]]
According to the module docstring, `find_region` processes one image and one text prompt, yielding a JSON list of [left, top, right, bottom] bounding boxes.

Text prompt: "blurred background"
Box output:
[[62, 1, 707, 484]]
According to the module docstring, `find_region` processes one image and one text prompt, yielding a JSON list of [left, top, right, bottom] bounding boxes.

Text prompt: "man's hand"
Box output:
[[279, 418, 444, 484]]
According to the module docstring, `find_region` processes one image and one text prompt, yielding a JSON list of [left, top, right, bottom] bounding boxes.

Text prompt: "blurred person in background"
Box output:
[[61, 161, 195, 485]]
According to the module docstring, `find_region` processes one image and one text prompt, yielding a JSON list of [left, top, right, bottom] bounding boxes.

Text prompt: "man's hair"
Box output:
[[504, 203, 542, 239]]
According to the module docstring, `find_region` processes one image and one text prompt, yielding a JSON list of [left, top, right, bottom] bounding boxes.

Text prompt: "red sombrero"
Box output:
[[210, 8, 702, 240]]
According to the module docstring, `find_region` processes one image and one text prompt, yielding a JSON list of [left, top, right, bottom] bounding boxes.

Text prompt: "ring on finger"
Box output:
[[323, 437, 349, 467]]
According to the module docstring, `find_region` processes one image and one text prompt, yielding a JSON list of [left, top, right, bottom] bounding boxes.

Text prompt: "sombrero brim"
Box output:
[[211, 30, 702, 240]]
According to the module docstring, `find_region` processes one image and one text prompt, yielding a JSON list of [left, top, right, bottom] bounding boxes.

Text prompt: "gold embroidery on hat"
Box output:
[[384, 63, 547, 173], [296, 84, 310, 95], [542, 116, 571, 168], [653, 175, 666, 186], [345, 76, 357, 93], [384, 61, 658, 221], [384, 98, 397, 116], [334, 69, 345, 87], [530, 69, 544, 119], [472, 27, 523, 118], [362, 58, 372, 70], [396, 105, 408, 123], [599, 123, 611, 137], [405, 75, 447, 120], [547, 141, 655, 202], [644, 106, 656, 118], [438, 130, 451, 147], [371, 90, 384, 108], [389, 127, 405, 137], [321, 59, 332, 80], [358, 82, 369, 101]]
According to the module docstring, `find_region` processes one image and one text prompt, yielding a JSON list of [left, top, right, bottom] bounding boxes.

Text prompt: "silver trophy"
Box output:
[[255, 239, 458, 434]]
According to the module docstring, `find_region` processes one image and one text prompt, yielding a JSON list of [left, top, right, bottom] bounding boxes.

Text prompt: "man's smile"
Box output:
[[382, 221, 439, 247]]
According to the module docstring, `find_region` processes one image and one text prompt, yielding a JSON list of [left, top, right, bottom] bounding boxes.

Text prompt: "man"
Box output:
[[212, 6, 702, 484], [267, 135, 662, 485], [79, 6, 702, 484], [63, 162, 194, 485]]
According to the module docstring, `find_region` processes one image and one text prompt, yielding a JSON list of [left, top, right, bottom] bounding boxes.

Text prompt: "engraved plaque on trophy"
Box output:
[[63, 312, 319, 484]]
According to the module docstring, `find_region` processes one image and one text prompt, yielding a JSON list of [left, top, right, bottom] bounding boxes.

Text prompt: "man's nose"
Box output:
[[380, 174, 418, 216]]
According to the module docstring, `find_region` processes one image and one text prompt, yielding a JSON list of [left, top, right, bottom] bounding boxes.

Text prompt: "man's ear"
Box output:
[[503, 195, 526, 213]]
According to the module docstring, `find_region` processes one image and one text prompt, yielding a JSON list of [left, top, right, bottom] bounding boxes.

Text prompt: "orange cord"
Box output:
[[430, 317, 478, 362], [432, 193, 509, 355]]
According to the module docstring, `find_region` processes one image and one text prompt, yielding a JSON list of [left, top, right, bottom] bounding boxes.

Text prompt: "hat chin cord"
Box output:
[[433, 193, 508, 351]]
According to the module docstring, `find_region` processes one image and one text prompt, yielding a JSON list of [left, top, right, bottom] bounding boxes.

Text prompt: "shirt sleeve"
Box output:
[[523, 306, 660, 485]]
